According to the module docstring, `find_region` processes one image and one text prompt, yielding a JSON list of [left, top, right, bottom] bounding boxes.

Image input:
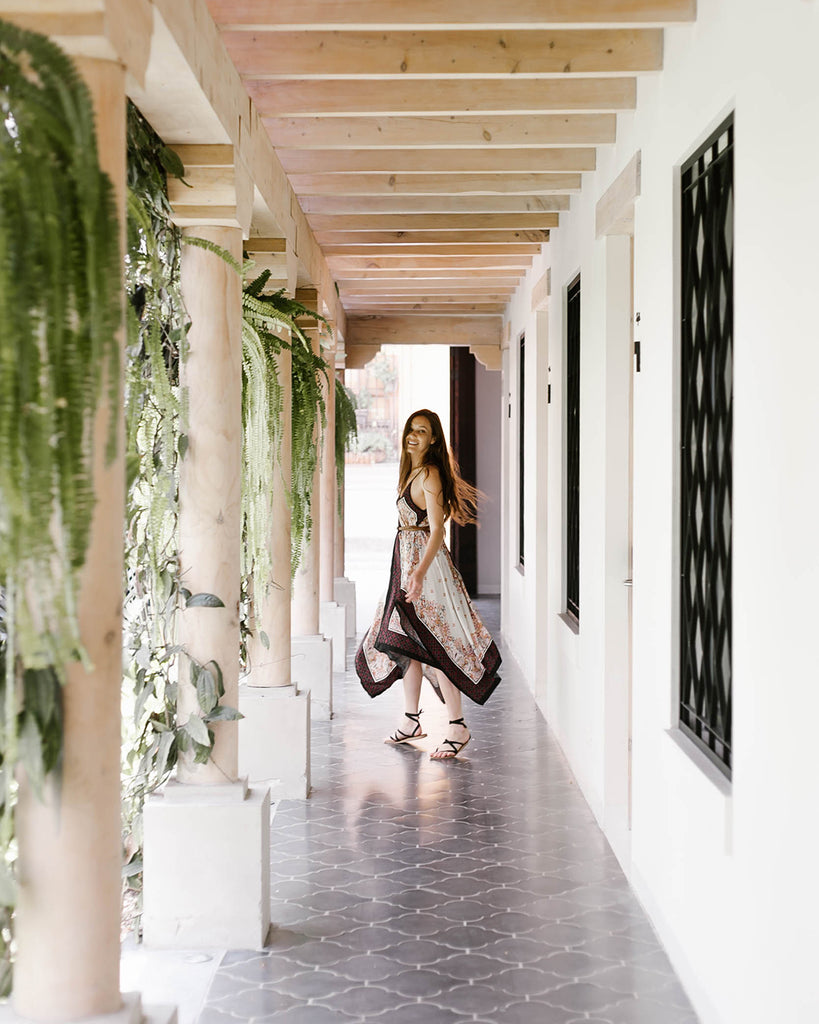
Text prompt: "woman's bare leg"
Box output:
[[430, 670, 470, 759], [385, 660, 426, 742]]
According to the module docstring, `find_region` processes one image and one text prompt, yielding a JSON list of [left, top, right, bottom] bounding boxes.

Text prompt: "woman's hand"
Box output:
[[405, 568, 425, 602]]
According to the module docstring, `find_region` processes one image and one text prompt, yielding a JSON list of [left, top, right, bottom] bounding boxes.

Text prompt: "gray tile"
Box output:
[[199, 610, 699, 1024]]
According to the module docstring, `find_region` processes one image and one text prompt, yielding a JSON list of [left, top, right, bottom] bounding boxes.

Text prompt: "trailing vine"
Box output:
[[0, 20, 122, 987], [335, 380, 358, 514]]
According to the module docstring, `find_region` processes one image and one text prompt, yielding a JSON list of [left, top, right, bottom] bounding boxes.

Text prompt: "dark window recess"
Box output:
[[518, 333, 525, 567], [679, 114, 734, 776], [565, 277, 581, 623], [450, 347, 477, 596]]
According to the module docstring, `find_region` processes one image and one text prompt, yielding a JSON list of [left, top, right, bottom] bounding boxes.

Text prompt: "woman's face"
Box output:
[[406, 416, 434, 459]]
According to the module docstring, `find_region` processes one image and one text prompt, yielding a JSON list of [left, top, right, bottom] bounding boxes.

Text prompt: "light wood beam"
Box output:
[[223, 30, 663, 77], [279, 148, 596, 173], [208, 1, 696, 29], [336, 268, 524, 280], [290, 172, 581, 196], [301, 195, 570, 215], [327, 256, 535, 270], [247, 77, 636, 116], [308, 213, 559, 231], [342, 303, 508, 314], [339, 282, 517, 294], [315, 229, 551, 244], [323, 242, 543, 255], [265, 114, 616, 148], [347, 315, 503, 348]]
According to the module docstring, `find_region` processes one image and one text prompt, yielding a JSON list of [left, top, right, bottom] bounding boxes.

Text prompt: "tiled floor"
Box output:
[[200, 601, 699, 1024]]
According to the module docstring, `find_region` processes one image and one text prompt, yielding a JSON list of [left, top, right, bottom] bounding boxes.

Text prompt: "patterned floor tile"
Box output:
[[198, 602, 699, 1024]]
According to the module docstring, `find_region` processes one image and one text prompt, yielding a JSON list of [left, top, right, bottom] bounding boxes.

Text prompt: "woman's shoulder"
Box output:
[[422, 464, 442, 490]]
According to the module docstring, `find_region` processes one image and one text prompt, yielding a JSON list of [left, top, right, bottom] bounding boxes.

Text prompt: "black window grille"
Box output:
[[565, 277, 581, 623], [518, 333, 525, 567], [679, 115, 734, 776]]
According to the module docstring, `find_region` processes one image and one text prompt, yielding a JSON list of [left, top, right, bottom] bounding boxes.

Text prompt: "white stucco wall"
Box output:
[[500, 2, 819, 1022], [475, 362, 502, 595]]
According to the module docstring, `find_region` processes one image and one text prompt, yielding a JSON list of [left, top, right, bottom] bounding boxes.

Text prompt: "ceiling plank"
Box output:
[[308, 213, 559, 231], [279, 148, 596, 173], [223, 29, 663, 77], [246, 77, 636, 116], [264, 114, 616, 148], [336, 268, 525, 280], [290, 172, 581, 196], [323, 243, 543, 255], [327, 256, 535, 270], [301, 195, 570, 215], [342, 302, 509, 314], [314, 229, 550, 244], [339, 282, 518, 294], [208, 1, 695, 29]]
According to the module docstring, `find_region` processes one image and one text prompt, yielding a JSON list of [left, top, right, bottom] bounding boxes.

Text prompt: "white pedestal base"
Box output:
[[320, 601, 347, 672], [238, 683, 311, 797], [291, 634, 333, 718], [334, 577, 357, 639], [0, 992, 176, 1024], [143, 781, 270, 949]]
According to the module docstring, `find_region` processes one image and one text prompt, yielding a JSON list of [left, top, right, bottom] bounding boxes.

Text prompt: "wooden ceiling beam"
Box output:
[[290, 172, 581, 196], [342, 302, 509, 314], [327, 256, 534, 270], [336, 268, 524, 280], [314, 229, 550, 244], [323, 243, 543, 255], [208, 1, 695, 29], [301, 195, 570, 215], [347, 315, 503, 348], [222, 29, 663, 77], [246, 77, 636, 116], [308, 213, 559, 231], [339, 282, 517, 294], [265, 114, 616, 148], [279, 148, 596, 173]]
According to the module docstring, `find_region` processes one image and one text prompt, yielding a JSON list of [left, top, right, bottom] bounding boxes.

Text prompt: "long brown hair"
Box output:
[[398, 409, 480, 526]]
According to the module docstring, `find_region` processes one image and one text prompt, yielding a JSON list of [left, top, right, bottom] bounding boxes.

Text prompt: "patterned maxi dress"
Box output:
[[355, 482, 502, 705]]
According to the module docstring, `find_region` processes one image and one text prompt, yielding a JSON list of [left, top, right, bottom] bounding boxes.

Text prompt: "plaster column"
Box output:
[[13, 53, 127, 1024], [291, 297, 333, 716], [143, 151, 269, 949], [333, 361, 357, 639], [240, 330, 310, 797], [176, 222, 243, 785]]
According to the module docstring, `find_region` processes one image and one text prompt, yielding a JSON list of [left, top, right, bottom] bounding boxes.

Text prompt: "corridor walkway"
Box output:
[[199, 602, 699, 1024]]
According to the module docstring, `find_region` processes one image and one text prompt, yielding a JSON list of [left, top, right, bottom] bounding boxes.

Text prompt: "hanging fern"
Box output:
[[0, 20, 121, 669], [335, 380, 358, 515]]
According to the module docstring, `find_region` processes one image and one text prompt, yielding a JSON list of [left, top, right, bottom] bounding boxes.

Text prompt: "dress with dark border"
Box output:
[[355, 482, 502, 705]]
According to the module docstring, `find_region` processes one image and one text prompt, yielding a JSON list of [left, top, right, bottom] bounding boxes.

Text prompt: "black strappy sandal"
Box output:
[[430, 718, 471, 760], [385, 710, 427, 745]]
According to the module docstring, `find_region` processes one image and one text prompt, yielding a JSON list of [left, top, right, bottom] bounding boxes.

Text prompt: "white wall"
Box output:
[[475, 362, 502, 595], [500, 2, 819, 1022]]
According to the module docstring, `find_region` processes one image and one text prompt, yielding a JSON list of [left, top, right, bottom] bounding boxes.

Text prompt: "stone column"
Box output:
[[238, 307, 310, 798], [143, 148, 269, 949], [291, 290, 333, 716], [333, 353, 357, 639], [13, 52, 128, 1024]]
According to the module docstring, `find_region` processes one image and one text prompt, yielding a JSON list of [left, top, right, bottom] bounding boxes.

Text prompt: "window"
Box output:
[[518, 333, 525, 567], [679, 114, 734, 776], [565, 276, 581, 623]]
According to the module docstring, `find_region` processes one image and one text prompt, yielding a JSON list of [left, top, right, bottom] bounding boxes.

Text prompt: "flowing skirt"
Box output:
[[355, 531, 502, 705]]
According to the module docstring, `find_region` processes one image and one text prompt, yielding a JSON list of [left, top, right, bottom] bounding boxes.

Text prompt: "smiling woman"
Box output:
[[355, 409, 502, 761]]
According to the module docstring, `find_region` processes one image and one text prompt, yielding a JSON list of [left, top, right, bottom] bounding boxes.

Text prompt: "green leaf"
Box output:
[[158, 145, 187, 182], [196, 667, 218, 714], [183, 713, 210, 747], [0, 862, 16, 908], [19, 713, 45, 800], [186, 592, 225, 608], [205, 659, 224, 698], [260, 631, 270, 650], [154, 731, 175, 783], [192, 741, 212, 765], [122, 857, 143, 879], [177, 433, 188, 459], [204, 705, 243, 723]]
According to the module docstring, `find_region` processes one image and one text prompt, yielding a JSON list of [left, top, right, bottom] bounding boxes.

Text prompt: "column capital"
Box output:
[[0, 0, 152, 83], [245, 236, 298, 296], [168, 144, 253, 234]]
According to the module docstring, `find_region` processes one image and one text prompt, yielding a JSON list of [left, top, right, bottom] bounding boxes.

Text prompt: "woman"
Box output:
[[355, 409, 502, 759]]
